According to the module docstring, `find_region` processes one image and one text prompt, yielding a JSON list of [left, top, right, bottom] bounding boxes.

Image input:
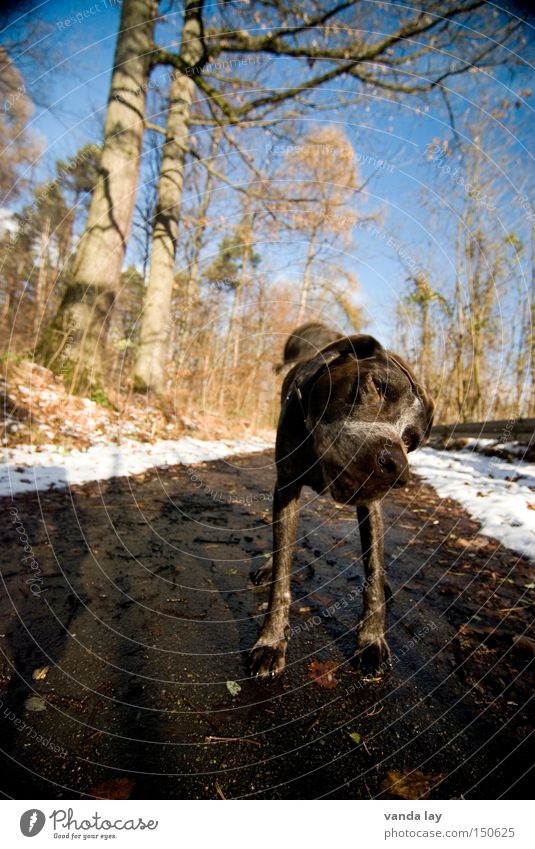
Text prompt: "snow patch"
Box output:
[[1, 437, 274, 497], [411, 447, 535, 560]]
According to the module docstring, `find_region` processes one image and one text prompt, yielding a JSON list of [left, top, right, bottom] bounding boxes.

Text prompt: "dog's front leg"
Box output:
[[354, 501, 391, 674], [249, 482, 301, 678]]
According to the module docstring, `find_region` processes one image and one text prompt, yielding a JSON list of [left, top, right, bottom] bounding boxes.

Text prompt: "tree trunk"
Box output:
[[297, 231, 317, 324], [421, 305, 431, 390], [134, 0, 205, 394], [177, 129, 219, 367], [217, 281, 242, 409], [33, 216, 50, 336], [454, 227, 466, 418], [37, 0, 157, 390], [530, 222, 535, 416]]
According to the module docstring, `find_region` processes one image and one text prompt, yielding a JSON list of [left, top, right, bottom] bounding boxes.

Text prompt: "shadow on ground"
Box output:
[[0, 450, 533, 799]]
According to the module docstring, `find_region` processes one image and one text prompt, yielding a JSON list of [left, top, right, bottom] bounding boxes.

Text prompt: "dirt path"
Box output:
[[0, 449, 533, 800]]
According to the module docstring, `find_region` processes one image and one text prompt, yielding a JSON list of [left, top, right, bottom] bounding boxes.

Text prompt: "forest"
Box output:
[[1, 0, 533, 434], [1, 0, 534, 808]]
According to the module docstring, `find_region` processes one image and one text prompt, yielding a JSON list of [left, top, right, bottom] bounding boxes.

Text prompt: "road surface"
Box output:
[[0, 449, 533, 799]]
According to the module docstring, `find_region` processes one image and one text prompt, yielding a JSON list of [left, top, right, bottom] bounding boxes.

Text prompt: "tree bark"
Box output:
[[134, 0, 206, 394], [178, 127, 220, 364], [530, 222, 535, 416], [34, 216, 50, 336], [37, 0, 157, 390], [297, 230, 317, 324]]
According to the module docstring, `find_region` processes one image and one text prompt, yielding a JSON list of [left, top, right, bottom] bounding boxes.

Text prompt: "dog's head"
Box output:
[[294, 334, 434, 504]]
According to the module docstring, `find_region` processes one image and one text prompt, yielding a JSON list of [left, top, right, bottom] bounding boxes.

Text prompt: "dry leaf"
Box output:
[[381, 769, 443, 800], [24, 697, 47, 712], [348, 732, 361, 744], [226, 680, 241, 697], [308, 659, 339, 689], [32, 666, 49, 681], [90, 777, 135, 799], [512, 635, 535, 657]]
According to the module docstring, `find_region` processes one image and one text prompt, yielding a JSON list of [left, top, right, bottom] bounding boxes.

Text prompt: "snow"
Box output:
[[410, 446, 535, 560], [3, 431, 535, 561], [0, 436, 273, 498]]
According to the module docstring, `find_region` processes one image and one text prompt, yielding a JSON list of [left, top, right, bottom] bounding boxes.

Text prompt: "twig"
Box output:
[[183, 696, 220, 732], [205, 735, 262, 746], [305, 706, 325, 735]]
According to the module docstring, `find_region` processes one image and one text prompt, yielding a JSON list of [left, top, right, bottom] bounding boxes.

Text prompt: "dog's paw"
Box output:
[[249, 639, 287, 678], [250, 556, 273, 586], [353, 633, 391, 677]]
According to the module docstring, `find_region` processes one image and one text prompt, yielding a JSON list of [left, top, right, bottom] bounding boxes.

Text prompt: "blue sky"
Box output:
[[4, 0, 535, 342]]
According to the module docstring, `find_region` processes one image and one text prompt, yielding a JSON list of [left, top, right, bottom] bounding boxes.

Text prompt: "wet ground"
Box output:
[[0, 449, 533, 799]]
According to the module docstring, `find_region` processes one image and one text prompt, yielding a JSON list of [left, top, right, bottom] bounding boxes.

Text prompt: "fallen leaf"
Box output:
[[24, 697, 46, 712], [308, 659, 339, 689], [381, 769, 443, 799], [32, 666, 49, 681], [512, 635, 535, 657], [348, 732, 361, 744], [90, 777, 135, 799], [226, 680, 241, 697], [454, 536, 488, 549]]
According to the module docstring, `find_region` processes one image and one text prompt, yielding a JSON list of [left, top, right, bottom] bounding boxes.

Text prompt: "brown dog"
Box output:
[[250, 325, 434, 678]]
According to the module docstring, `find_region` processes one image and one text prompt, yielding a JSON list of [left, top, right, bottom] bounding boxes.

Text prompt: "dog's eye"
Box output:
[[372, 378, 385, 398]]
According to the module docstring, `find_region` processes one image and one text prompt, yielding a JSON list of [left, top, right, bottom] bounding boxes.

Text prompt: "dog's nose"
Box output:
[[377, 445, 409, 487]]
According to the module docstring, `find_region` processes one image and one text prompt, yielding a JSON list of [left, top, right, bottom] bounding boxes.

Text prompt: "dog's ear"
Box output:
[[281, 334, 385, 427], [293, 335, 383, 394], [386, 351, 435, 439], [321, 334, 384, 361]]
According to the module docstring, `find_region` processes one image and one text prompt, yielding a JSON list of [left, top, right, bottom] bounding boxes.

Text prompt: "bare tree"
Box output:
[[133, 0, 522, 393], [37, 0, 158, 391]]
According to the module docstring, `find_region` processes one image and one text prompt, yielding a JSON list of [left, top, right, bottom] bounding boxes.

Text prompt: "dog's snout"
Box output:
[[377, 444, 409, 487]]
